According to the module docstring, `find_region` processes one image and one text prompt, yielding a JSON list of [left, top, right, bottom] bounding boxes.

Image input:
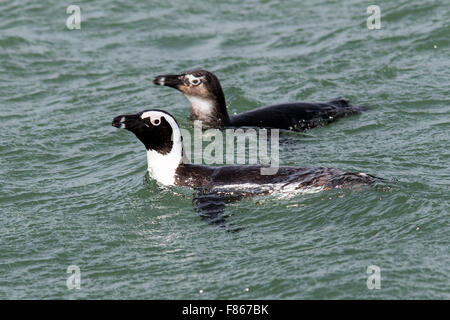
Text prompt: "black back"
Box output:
[[229, 98, 361, 131]]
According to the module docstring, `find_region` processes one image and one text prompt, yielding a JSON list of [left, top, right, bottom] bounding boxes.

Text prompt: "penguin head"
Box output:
[[112, 109, 182, 155], [153, 69, 220, 98], [153, 69, 229, 126]]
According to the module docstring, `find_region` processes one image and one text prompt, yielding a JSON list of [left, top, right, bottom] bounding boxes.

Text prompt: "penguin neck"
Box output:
[[185, 93, 230, 127]]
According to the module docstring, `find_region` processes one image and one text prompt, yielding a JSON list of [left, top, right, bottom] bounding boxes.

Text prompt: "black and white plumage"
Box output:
[[153, 69, 364, 130], [112, 109, 381, 196]]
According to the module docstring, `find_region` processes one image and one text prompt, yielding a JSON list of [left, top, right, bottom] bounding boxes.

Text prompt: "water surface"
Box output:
[[0, 0, 449, 299]]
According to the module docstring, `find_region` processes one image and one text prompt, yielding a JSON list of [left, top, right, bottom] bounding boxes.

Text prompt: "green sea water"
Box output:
[[0, 0, 449, 299]]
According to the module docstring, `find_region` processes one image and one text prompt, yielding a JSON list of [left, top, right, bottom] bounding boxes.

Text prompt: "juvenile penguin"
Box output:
[[153, 69, 364, 130], [112, 109, 380, 195]]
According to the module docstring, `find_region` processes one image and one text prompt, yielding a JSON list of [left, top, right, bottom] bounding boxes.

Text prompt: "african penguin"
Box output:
[[112, 109, 381, 195], [153, 69, 365, 130]]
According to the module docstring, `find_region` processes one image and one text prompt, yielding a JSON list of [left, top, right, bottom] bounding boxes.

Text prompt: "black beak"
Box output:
[[112, 114, 140, 129], [153, 74, 184, 88]]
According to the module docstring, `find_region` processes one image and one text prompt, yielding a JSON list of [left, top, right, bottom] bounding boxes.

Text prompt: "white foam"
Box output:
[[212, 182, 324, 198]]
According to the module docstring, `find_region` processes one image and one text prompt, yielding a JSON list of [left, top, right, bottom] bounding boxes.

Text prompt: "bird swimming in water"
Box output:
[[153, 69, 364, 131], [111, 109, 381, 197]]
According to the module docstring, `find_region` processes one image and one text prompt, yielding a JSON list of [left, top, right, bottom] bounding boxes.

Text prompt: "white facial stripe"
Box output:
[[141, 111, 166, 126], [141, 111, 162, 121], [185, 74, 204, 86], [159, 76, 165, 86], [186, 74, 202, 82], [139, 111, 186, 186], [140, 111, 181, 137]]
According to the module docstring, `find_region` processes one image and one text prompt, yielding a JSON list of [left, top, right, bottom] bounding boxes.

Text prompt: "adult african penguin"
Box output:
[[112, 109, 381, 195]]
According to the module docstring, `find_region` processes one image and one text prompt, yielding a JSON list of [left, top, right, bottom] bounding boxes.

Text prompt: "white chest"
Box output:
[[146, 150, 179, 186], [185, 95, 214, 114]]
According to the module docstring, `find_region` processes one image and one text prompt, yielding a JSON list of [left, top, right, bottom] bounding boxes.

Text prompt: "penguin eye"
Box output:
[[190, 78, 201, 86], [151, 118, 161, 126]]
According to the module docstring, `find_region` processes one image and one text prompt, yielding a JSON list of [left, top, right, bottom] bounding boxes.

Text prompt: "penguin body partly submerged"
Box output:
[[153, 69, 363, 130], [112, 109, 380, 196]]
